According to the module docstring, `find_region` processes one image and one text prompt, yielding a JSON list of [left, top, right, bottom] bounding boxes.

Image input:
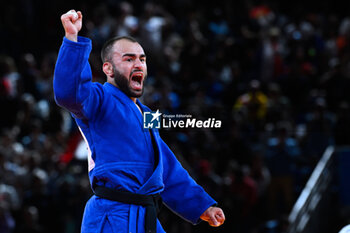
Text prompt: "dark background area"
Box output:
[[1, 0, 350, 232]]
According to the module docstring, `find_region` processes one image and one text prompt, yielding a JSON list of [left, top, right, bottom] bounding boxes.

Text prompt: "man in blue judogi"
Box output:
[[54, 10, 225, 233]]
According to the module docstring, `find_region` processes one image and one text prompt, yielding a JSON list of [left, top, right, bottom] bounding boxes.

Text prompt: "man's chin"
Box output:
[[129, 88, 144, 98]]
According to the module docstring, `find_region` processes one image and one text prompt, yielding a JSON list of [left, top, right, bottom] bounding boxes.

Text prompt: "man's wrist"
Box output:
[[65, 33, 78, 42]]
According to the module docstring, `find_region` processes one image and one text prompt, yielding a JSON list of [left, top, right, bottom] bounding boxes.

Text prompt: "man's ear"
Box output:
[[102, 62, 114, 77]]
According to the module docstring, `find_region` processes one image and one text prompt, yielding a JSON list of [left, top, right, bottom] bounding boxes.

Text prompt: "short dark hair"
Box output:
[[101, 35, 138, 62]]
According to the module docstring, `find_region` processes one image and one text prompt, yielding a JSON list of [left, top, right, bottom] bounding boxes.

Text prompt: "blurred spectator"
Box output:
[[334, 101, 350, 145], [234, 80, 268, 121], [86, 3, 115, 49], [260, 27, 286, 83], [1, 1, 350, 232], [265, 121, 301, 219], [208, 8, 230, 40], [233, 79, 268, 140], [224, 161, 258, 233], [139, 2, 175, 68], [0, 202, 15, 233], [36, 52, 57, 100], [302, 96, 335, 163], [249, 150, 271, 223], [195, 159, 222, 201], [265, 82, 291, 124], [249, 4, 275, 28], [0, 183, 19, 233], [163, 32, 184, 75], [18, 53, 41, 100], [114, 1, 139, 37], [0, 56, 20, 129], [13, 206, 43, 233], [0, 55, 20, 98]]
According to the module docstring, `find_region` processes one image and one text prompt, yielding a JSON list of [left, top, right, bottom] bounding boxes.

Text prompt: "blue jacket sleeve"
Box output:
[[160, 138, 217, 224], [53, 36, 102, 119]]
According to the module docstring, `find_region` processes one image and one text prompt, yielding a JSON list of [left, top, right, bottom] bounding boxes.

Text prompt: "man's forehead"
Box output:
[[112, 39, 145, 55]]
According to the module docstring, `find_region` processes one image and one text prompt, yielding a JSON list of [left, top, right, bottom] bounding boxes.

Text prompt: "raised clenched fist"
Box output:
[[60, 10, 82, 42]]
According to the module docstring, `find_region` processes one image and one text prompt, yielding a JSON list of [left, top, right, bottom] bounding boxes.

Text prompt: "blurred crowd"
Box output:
[[1, 0, 350, 232]]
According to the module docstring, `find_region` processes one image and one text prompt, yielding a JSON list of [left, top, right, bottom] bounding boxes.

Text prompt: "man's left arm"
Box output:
[[159, 138, 225, 227]]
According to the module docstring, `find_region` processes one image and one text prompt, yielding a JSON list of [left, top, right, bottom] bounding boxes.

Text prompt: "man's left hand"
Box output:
[[200, 206, 225, 227]]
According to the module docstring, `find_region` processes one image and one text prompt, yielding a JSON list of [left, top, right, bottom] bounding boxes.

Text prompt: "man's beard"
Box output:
[[112, 64, 145, 98]]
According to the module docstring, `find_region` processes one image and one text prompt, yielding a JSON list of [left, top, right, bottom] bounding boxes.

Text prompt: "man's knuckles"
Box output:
[[61, 11, 79, 22]]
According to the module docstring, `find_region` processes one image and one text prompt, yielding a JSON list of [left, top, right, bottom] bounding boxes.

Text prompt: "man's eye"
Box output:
[[126, 58, 133, 62]]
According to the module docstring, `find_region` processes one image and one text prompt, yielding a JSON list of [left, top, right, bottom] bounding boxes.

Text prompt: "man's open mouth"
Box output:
[[130, 72, 143, 90]]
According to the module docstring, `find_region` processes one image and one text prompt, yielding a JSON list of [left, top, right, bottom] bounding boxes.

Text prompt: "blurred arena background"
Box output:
[[1, 0, 350, 232]]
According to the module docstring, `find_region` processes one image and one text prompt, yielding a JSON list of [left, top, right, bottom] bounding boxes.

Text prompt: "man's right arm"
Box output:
[[53, 10, 101, 119]]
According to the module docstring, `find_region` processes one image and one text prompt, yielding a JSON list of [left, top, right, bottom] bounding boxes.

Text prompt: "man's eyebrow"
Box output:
[[122, 53, 146, 58]]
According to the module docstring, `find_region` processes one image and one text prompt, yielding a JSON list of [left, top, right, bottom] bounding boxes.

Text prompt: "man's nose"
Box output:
[[134, 59, 143, 68]]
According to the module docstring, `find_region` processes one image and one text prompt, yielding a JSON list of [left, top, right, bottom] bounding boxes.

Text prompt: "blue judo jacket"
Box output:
[[53, 36, 216, 233]]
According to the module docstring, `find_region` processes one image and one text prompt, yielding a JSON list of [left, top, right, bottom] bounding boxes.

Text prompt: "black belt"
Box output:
[[94, 186, 162, 233]]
